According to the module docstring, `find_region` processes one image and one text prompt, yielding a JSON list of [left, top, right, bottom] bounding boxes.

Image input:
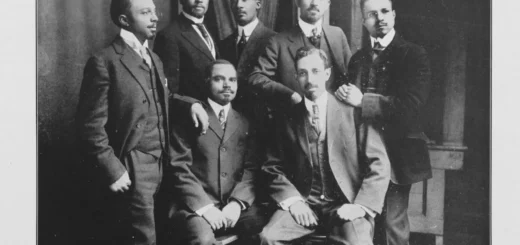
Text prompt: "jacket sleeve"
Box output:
[[167, 118, 214, 212], [248, 36, 296, 106], [360, 46, 431, 127], [76, 55, 126, 185], [353, 122, 391, 214], [229, 123, 260, 207], [154, 30, 180, 94], [261, 114, 303, 203]]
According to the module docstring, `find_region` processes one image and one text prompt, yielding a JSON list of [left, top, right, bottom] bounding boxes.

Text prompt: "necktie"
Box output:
[[311, 104, 320, 134], [140, 46, 152, 68], [195, 23, 213, 51], [308, 27, 321, 48], [372, 41, 384, 61], [237, 29, 247, 59], [218, 109, 226, 130]]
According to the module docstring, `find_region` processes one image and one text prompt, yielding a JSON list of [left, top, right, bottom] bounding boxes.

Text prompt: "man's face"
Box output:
[[296, 53, 331, 101], [208, 64, 238, 105], [182, 0, 209, 18], [296, 0, 330, 25], [125, 0, 158, 43], [232, 0, 261, 26], [362, 0, 396, 38]]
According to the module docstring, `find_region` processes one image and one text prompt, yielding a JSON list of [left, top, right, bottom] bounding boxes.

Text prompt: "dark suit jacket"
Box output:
[[167, 104, 259, 212], [219, 21, 276, 114], [248, 25, 352, 108], [153, 14, 218, 100], [347, 33, 432, 184], [76, 36, 196, 185], [263, 95, 390, 214]]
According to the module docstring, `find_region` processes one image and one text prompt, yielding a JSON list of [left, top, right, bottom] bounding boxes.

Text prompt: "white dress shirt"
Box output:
[[237, 17, 259, 44], [182, 11, 216, 58], [370, 28, 396, 50], [120, 28, 149, 58], [298, 17, 323, 37], [207, 98, 231, 121]]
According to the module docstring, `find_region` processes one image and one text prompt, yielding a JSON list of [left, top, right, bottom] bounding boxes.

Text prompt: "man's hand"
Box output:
[[191, 103, 209, 135], [202, 206, 228, 231], [288, 201, 318, 228], [109, 171, 131, 193], [336, 204, 366, 221], [334, 84, 363, 107], [221, 201, 242, 228], [290, 92, 303, 105]]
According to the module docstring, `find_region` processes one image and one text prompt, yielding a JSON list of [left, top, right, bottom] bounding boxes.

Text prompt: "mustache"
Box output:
[[219, 89, 235, 93], [307, 5, 320, 12]]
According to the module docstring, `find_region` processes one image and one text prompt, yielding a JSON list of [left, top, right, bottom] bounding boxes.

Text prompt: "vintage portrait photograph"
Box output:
[[31, 0, 494, 244]]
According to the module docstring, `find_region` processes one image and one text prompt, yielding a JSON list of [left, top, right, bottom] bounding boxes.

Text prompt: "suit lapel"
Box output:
[[115, 37, 151, 102], [179, 15, 215, 61], [289, 103, 311, 159], [222, 109, 240, 143], [237, 22, 264, 65], [207, 106, 225, 139], [287, 26, 306, 61]]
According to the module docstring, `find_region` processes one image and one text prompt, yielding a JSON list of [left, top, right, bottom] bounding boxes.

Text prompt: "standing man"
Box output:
[[259, 47, 390, 245], [248, 0, 352, 110], [219, 0, 276, 118], [154, 0, 217, 100], [76, 0, 208, 244], [335, 0, 432, 244], [166, 60, 265, 245]]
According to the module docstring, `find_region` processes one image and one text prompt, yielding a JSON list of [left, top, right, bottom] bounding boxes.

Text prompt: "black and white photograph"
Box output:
[[4, 0, 496, 244]]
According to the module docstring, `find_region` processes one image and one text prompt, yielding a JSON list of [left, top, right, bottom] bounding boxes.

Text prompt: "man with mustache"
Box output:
[[219, 0, 276, 122], [259, 47, 390, 245], [335, 0, 432, 244], [165, 60, 265, 245], [248, 0, 352, 112], [154, 0, 218, 101], [76, 0, 209, 244]]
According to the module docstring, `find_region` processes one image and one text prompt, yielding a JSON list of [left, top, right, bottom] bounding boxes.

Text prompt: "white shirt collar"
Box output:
[[298, 17, 323, 37], [304, 92, 328, 114], [182, 11, 205, 24], [238, 17, 259, 39], [370, 28, 396, 49], [120, 28, 148, 55], [207, 98, 231, 121]]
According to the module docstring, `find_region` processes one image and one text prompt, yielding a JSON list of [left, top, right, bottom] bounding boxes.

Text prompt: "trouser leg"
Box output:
[[375, 182, 412, 245], [258, 209, 314, 245]]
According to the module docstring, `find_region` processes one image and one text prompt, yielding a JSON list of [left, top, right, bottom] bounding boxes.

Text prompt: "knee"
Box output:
[[258, 226, 278, 244], [191, 231, 216, 245]]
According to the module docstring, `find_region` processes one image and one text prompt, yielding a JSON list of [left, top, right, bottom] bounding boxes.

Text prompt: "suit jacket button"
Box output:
[[221, 147, 227, 152], [142, 99, 147, 103], [221, 172, 228, 178]]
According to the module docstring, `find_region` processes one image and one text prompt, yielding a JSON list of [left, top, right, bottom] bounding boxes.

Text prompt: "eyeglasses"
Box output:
[[296, 69, 325, 79], [364, 9, 393, 20]]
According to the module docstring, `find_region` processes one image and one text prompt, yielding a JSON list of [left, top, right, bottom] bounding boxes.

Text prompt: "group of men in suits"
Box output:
[[76, 0, 432, 245]]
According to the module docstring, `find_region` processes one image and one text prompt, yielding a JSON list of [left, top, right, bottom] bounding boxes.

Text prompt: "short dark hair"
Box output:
[[204, 59, 236, 81], [110, 0, 133, 27], [294, 46, 331, 69], [360, 0, 393, 11]]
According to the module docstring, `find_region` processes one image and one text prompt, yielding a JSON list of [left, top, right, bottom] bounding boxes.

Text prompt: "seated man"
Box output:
[[166, 60, 265, 245], [259, 47, 390, 245]]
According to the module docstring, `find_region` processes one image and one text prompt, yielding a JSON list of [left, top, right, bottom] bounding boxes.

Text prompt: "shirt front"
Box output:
[[207, 98, 231, 122], [237, 17, 259, 43], [370, 28, 396, 50], [182, 11, 216, 58], [304, 93, 328, 133], [120, 28, 149, 58], [298, 17, 323, 37]]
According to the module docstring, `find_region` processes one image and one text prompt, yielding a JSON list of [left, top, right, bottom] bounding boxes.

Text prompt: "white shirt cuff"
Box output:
[[195, 204, 214, 216], [279, 196, 305, 210], [355, 204, 376, 218]]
